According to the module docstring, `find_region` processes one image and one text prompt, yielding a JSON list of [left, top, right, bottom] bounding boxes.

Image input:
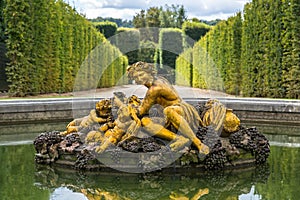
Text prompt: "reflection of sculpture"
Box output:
[[169, 188, 209, 200], [81, 188, 128, 200], [80, 187, 209, 200], [34, 163, 270, 200], [127, 61, 210, 155]]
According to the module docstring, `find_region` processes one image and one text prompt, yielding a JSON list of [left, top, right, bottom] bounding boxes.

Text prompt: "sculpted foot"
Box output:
[[169, 136, 190, 151], [198, 143, 210, 155], [191, 188, 209, 200], [95, 145, 105, 153]]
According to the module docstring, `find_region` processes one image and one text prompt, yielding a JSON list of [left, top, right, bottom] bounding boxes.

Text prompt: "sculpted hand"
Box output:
[[66, 120, 76, 128]]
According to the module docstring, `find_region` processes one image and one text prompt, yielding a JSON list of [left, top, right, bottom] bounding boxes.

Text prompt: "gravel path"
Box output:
[[0, 84, 233, 99], [75, 84, 233, 99]]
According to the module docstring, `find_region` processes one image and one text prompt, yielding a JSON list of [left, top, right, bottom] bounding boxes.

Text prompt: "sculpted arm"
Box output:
[[90, 110, 110, 123], [138, 87, 159, 116]]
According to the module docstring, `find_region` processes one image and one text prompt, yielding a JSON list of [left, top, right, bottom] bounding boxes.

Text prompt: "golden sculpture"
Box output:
[[127, 61, 210, 155], [61, 61, 241, 157], [33, 60, 274, 176], [62, 99, 114, 136], [202, 99, 240, 136], [95, 93, 142, 153]]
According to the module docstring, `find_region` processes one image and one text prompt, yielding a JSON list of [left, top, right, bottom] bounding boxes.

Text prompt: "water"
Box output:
[[0, 123, 300, 200]]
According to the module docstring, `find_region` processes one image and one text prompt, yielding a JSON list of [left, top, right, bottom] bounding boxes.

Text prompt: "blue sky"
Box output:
[[68, 0, 251, 20]]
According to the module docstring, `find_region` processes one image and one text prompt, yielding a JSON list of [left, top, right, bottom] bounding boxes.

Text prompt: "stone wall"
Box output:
[[0, 98, 299, 125]]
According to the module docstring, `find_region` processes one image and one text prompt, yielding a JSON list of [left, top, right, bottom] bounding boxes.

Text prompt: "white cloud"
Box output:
[[84, 8, 140, 19], [71, 0, 251, 20]]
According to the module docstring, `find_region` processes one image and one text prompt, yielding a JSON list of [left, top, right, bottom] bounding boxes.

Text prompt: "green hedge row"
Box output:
[[73, 41, 128, 91], [192, 35, 224, 91], [176, 13, 252, 93], [3, 0, 127, 96], [93, 21, 118, 39], [241, 0, 300, 98], [115, 27, 140, 65], [156, 28, 183, 83], [176, 0, 300, 99], [138, 40, 157, 63], [175, 48, 192, 86], [182, 21, 211, 49]]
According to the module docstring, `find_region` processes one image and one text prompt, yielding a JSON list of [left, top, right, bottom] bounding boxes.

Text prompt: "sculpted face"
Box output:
[[132, 70, 153, 86], [96, 99, 112, 113], [127, 62, 156, 86]]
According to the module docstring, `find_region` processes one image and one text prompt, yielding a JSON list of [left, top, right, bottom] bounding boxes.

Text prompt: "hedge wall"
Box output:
[[93, 21, 117, 39], [176, 0, 300, 99], [115, 27, 140, 65], [157, 28, 183, 83], [3, 0, 127, 96], [175, 47, 192, 86], [138, 40, 157, 63], [182, 21, 211, 49]]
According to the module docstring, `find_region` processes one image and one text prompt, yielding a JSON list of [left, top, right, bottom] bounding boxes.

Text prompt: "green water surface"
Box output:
[[0, 123, 300, 200]]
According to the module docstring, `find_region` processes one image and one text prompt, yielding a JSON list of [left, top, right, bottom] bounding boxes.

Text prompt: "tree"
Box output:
[[133, 4, 187, 29], [146, 7, 161, 27], [133, 9, 146, 28]]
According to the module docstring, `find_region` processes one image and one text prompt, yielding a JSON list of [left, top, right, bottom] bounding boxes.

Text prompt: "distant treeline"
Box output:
[[1, 0, 127, 96], [89, 17, 133, 28], [176, 0, 300, 99]]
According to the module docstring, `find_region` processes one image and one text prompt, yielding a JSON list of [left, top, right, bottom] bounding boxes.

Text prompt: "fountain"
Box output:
[[33, 62, 270, 173]]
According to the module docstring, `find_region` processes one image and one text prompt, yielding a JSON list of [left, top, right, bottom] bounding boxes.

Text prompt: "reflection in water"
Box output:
[[239, 186, 261, 200], [33, 163, 269, 200], [0, 121, 67, 146], [1, 122, 300, 200]]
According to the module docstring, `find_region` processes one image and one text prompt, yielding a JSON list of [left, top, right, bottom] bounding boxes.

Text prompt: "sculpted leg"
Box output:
[[141, 117, 175, 140], [66, 126, 79, 134], [96, 129, 124, 153], [141, 117, 189, 150], [164, 106, 209, 155]]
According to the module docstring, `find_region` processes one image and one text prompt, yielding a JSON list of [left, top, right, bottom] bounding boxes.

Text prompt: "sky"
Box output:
[[68, 0, 252, 21]]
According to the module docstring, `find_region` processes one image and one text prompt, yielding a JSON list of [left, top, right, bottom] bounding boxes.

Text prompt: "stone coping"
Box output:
[[0, 97, 299, 125]]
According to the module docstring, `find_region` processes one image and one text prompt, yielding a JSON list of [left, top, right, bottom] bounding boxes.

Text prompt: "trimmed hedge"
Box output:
[[176, 0, 300, 99], [116, 27, 140, 64], [182, 21, 211, 48], [3, 0, 127, 96], [175, 48, 193, 86], [93, 21, 117, 39], [157, 28, 183, 83], [138, 40, 157, 63]]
